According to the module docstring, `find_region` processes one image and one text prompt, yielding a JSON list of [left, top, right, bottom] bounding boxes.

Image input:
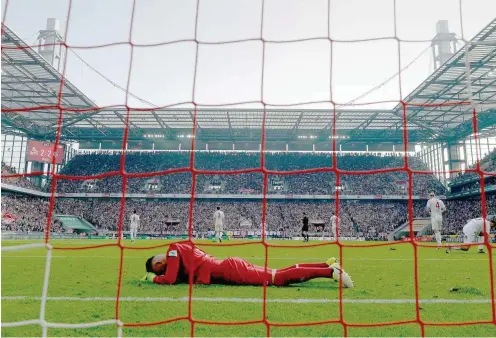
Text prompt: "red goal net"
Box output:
[[1, 0, 495, 336]]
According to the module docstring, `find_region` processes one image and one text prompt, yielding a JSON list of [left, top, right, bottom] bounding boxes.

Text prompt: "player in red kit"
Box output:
[[142, 242, 354, 288]]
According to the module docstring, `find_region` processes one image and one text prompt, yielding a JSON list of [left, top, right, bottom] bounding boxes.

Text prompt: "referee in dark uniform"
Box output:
[[302, 213, 309, 242]]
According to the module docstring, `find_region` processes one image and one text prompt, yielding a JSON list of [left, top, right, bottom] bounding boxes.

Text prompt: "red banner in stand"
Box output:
[[26, 140, 65, 164], [2, 212, 17, 224], [402, 237, 432, 242]]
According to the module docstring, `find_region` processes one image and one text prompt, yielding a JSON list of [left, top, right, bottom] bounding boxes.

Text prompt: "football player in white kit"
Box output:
[[425, 192, 447, 248], [446, 215, 496, 254], [331, 212, 340, 241], [213, 206, 225, 243], [130, 210, 140, 242]]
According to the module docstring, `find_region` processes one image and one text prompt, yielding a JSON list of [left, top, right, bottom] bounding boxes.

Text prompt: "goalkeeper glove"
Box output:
[[141, 272, 157, 282]]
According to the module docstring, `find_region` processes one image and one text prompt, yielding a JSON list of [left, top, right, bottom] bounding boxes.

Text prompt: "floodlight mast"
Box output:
[[37, 18, 64, 72], [431, 20, 457, 70]]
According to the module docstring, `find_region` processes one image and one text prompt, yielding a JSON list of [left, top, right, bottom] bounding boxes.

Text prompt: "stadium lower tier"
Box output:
[[2, 194, 495, 237]]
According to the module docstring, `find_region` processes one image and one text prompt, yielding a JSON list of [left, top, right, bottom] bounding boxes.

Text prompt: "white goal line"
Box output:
[[1, 243, 51, 252], [1, 318, 122, 329], [1, 296, 491, 304]]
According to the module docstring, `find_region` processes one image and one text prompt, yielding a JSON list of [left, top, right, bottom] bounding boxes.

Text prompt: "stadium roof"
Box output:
[[1, 20, 496, 143], [1, 25, 97, 137], [396, 19, 496, 142]]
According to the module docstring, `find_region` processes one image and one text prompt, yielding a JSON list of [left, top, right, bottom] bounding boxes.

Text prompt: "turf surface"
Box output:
[[2, 239, 495, 337]]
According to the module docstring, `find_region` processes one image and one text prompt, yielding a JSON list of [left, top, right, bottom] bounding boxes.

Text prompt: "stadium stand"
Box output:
[[451, 149, 496, 184], [1, 162, 36, 189], [50, 152, 447, 196], [3, 193, 494, 238], [448, 149, 496, 197]]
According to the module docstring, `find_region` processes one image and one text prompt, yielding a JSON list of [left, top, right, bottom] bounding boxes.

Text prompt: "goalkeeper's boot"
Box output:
[[326, 257, 338, 266], [478, 249, 486, 254], [330, 263, 354, 288]]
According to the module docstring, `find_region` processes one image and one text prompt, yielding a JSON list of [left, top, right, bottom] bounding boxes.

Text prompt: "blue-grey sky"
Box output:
[[2, 0, 495, 109]]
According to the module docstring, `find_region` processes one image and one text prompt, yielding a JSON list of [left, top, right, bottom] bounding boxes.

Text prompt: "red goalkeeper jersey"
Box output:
[[152, 242, 218, 284], [152, 242, 273, 285]]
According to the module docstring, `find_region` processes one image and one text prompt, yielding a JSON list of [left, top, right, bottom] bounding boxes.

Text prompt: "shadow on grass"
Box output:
[[129, 280, 341, 291]]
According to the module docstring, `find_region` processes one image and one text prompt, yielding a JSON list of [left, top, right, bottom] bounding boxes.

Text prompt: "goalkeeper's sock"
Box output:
[[277, 263, 329, 272], [273, 267, 332, 286], [326, 257, 338, 266]]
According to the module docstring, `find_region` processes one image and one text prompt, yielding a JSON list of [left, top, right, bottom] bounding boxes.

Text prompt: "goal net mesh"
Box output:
[[1, 0, 495, 336]]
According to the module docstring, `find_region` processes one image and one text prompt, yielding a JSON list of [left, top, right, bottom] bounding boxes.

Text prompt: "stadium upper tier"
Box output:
[[41, 152, 447, 196], [2, 19, 496, 143]]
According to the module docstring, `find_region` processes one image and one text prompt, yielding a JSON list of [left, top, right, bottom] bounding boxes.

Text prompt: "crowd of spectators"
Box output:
[[450, 176, 496, 195], [1, 162, 36, 189], [7, 151, 494, 239], [49, 152, 446, 196], [3, 193, 494, 237], [448, 149, 496, 194], [0, 193, 62, 233], [451, 149, 496, 185]]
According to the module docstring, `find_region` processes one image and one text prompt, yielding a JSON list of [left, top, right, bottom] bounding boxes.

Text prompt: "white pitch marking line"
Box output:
[[1, 243, 48, 252], [0, 319, 120, 329], [1, 296, 491, 304], [0, 319, 42, 328]]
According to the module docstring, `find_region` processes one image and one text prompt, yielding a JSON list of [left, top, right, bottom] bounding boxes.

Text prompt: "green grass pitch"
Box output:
[[2, 239, 495, 337]]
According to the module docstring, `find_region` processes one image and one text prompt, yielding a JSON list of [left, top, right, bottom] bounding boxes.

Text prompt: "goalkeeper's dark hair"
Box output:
[[145, 256, 154, 273]]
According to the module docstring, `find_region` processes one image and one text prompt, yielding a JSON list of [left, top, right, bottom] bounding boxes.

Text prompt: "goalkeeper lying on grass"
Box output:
[[142, 241, 354, 288]]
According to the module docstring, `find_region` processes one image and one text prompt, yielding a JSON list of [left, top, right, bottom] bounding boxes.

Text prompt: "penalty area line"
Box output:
[[1, 296, 491, 304]]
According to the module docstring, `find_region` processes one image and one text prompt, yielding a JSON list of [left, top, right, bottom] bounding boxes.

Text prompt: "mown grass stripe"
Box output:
[[1, 296, 490, 304]]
